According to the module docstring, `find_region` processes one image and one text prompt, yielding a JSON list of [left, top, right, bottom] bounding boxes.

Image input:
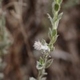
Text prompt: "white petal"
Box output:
[[29, 77, 36, 80]]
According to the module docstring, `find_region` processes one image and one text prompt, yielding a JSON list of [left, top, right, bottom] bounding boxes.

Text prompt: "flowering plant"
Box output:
[[33, 0, 63, 80]]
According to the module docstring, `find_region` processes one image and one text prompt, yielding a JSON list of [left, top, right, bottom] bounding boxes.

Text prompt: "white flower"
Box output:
[[33, 41, 42, 50], [41, 43, 50, 52], [33, 41, 50, 52], [29, 77, 36, 80]]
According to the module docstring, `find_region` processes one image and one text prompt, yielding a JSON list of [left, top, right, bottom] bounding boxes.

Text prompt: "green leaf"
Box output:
[[45, 59, 53, 68], [36, 61, 43, 70], [58, 12, 63, 20], [54, 3, 60, 11], [49, 44, 55, 51], [52, 29, 57, 37], [39, 57, 44, 64], [47, 13, 53, 26], [52, 35, 58, 44], [49, 28, 52, 38], [49, 29, 57, 39], [57, 0, 62, 4]]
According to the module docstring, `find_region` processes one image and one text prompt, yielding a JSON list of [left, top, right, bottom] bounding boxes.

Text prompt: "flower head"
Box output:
[[33, 41, 42, 50], [33, 41, 50, 52]]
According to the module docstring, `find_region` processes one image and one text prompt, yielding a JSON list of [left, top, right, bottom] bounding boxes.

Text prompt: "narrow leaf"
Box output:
[[45, 59, 53, 68], [47, 13, 53, 26]]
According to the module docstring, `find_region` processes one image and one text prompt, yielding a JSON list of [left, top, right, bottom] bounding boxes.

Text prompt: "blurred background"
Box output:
[[1, 0, 80, 80]]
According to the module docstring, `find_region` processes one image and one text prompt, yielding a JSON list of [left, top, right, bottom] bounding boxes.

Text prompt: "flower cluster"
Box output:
[[33, 41, 50, 52]]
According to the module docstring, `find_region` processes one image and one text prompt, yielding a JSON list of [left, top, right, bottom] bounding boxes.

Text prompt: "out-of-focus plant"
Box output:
[[63, 0, 80, 9], [31, 0, 63, 80], [0, 0, 12, 79]]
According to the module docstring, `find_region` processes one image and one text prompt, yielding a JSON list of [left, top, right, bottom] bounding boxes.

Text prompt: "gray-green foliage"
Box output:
[[33, 0, 63, 80], [48, 0, 63, 51], [63, 0, 80, 9], [0, 0, 11, 57], [0, 0, 12, 79]]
